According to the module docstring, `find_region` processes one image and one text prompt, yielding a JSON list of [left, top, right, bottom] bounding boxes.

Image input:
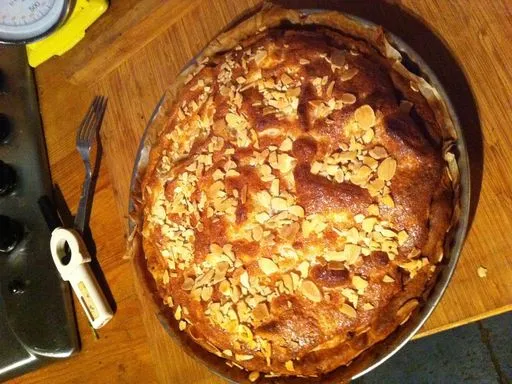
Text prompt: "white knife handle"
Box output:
[[50, 227, 113, 329]]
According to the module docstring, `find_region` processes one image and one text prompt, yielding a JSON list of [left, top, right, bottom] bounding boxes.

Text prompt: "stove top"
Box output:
[[0, 46, 78, 381]]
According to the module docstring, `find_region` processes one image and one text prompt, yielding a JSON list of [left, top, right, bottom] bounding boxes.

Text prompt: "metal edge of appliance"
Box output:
[[127, 9, 470, 383], [0, 45, 79, 381], [0, 0, 74, 45]]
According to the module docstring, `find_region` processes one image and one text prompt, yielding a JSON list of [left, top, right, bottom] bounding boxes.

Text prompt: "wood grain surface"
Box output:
[[10, 0, 511, 383]]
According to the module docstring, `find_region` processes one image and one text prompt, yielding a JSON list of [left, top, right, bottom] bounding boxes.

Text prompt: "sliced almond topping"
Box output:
[[271, 197, 288, 211], [235, 354, 254, 361], [397, 230, 409, 246], [344, 244, 361, 264], [255, 212, 271, 224], [378, 157, 397, 181], [182, 278, 194, 291], [279, 137, 293, 151], [282, 274, 294, 292], [299, 58, 310, 65], [340, 303, 357, 318], [252, 225, 263, 242], [289, 205, 305, 217], [270, 179, 280, 196], [300, 280, 322, 302], [354, 105, 376, 130], [383, 275, 395, 283], [369, 146, 388, 159], [352, 276, 368, 294], [367, 204, 380, 216], [477, 266, 488, 278], [179, 320, 187, 331], [223, 349, 233, 357], [285, 360, 295, 371], [297, 261, 310, 278], [362, 128, 375, 144], [248, 371, 260, 382], [201, 286, 213, 302], [258, 258, 279, 275], [381, 194, 395, 208], [253, 302, 270, 322], [240, 270, 250, 289], [396, 299, 419, 321], [174, 305, 182, 321], [341, 92, 356, 104], [354, 214, 365, 223], [362, 303, 374, 311], [340, 67, 359, 81]]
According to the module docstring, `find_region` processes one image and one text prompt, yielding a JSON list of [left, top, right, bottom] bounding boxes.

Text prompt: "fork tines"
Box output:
[[76, 96, 107, 147]]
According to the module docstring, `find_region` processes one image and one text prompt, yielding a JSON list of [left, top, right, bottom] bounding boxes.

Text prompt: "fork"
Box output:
[[75, 96, 107, 234]]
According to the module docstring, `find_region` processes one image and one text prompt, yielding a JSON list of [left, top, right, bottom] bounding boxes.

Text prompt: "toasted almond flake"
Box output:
[[281, 73, 294, 85], [354, 214, 365, 223], [362, 303, 375, 311], [226, 169, 241, 178], [258, 258, 279, 275], [289, 205, 305, 217], [282, 274, 294, 292], [240, 270, 250, 289], [381, 228, 397, 238], [344, 243, 361, 264], [253, 302, 270, 321], [362, 128, 375, 143], [252, 225, 263, 242], [340, 303, 357, 318], [341, 92, 356, 104], [299, 58, 310, 65], [477, 266, 488, 278], [271, 197, 288, 211], [383, 275, 395, 283], [179, 320, 187, 331], [381, 194, 395, 207], [279, 137, 293, 151], [254, 50, 267, 66], [352, 276, 368, 294], [174, 305, 182, 320], [311, 161, 323, 174], [368, 204, 380, 216], [236, 354, 254, 361], [255, 212, 270, 224], [223, 349, 233, 357], [300, 280, 322, 302], [397, 299, 419, 320], [340, 67, 359, 81], [369, 146, 388, 159], [162, 270, 170, 285], [297, 261, 309, 278], [378, 157, 397, 181], [397, 230, 409, 246], [270, 179, 280, 196], [182, 278, 194, 291], [201, 286, 213, 301], [354, 105, 376, 130], [249, 371, 260, 382], [285, 360, 295, 371]]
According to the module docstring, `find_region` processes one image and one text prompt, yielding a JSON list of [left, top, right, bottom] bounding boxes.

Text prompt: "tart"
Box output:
[[135, 4, 458, 381]]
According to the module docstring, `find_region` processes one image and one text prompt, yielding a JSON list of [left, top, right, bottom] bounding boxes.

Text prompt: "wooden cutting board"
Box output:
[[29, 1, 511, 383]]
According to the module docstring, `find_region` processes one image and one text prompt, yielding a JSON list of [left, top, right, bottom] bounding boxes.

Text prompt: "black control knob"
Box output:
[[0, 215, 22, 253], [0, 160, 16, 195], [0, 114, 10, 142]]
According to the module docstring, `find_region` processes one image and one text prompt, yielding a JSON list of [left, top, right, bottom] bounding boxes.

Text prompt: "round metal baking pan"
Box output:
[[128, 8, 470, 383]]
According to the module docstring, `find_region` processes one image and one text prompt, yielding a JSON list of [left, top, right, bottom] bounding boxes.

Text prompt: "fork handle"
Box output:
[[75, 170, 92, 234]]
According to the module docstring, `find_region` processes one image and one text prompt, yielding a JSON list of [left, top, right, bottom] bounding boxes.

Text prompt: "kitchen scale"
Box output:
[[0, 0, 108, 66]]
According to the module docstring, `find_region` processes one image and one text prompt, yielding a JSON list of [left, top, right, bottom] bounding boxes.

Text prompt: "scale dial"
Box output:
[[0, 0, 70, 44]]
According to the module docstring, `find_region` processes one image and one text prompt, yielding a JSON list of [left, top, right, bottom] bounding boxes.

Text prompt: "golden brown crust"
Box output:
[[133, 5, 458, 380]]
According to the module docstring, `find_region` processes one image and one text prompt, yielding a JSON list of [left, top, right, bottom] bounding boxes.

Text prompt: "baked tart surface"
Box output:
[[138, 6, 457, 380]]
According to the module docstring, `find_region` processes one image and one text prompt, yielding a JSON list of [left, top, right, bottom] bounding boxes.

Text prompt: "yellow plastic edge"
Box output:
[[27, 0, 108, 67]]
